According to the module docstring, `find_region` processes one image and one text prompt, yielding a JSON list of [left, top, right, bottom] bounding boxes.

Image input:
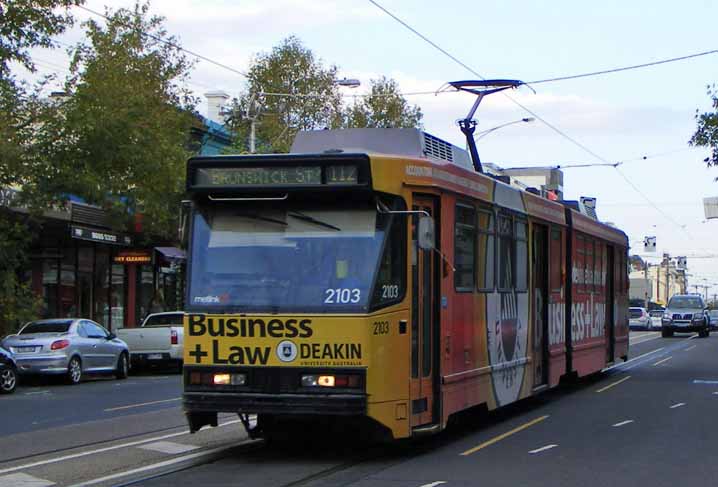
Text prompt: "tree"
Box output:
[[40, 0, 198, 238], [690, 84, 718, 174], [0, 0, 82, 335], [227, 36, 343, 153], [344, 76, 423, 129]]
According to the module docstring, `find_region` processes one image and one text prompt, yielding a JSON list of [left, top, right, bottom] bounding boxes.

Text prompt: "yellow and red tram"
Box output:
[[182, 128, 629, 440]]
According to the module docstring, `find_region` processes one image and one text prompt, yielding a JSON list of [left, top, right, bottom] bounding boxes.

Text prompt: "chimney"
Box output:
[[204, 91, 229, 124]]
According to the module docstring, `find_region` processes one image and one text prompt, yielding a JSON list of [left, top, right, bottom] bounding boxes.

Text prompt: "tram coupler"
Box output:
[[239, 413, 262, 439], [186, 412, 217, 433]]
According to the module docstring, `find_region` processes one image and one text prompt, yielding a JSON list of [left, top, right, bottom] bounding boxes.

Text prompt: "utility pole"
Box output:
[[663, 253, 670, 305], [644, 262, 649, 309], [245, 92, 261, 154]]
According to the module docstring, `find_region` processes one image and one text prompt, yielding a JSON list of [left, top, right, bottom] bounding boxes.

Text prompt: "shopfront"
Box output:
[[29, 222, 185, 331]]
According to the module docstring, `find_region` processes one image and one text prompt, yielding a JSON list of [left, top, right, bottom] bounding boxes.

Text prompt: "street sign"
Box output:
[[644, 236, 657, 253], [704, 197, 718, 220], [676, 256, 687, 270]]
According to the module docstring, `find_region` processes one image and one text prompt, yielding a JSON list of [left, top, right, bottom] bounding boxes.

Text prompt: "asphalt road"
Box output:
[[2, 331, 716, 487]]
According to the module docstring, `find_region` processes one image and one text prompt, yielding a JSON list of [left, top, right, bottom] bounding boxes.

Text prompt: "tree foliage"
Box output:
[[0, 0, 81, 334], [228, 36, 343, 153], [690, 84, 718, 174], [344, 76, 423, 129], [40, 0, 198, 238]]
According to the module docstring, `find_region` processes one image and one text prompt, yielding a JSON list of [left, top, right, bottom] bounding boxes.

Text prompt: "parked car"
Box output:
[[708, 309, 718, 331], [0, 346, 17, 394], [116, 312, 184, 372], [1, 319, 129, 384], [661, 294, 710, 338], [629, 307, 650, 330], [648, 310, 664, 330]]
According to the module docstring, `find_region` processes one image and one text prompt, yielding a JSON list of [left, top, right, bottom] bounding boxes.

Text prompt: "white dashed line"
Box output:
[[0, 472, 56, 486], [684, 345, 697, 351], [418, 483, 447, 487], [139, 441, 198, 454], [670, 403, 686, 409], [652, 356, 673, 366], [612, 420, 634, 427], [23, 390, 51, 396], [103, 397, 181, 412], [529, 444, 558, 454], [694, 380, 718, 385]]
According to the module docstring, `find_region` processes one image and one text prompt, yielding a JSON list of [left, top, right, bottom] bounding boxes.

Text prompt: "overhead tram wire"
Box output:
[[76, 5, 249, 79], [528, 48, 718, 85], [366, 0, 692, 238]]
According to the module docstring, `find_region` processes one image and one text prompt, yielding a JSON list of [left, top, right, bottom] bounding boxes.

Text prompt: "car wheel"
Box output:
[[115, 353, 129, 380], [66, 357, 82, 385], [0, 368, 17, 394]]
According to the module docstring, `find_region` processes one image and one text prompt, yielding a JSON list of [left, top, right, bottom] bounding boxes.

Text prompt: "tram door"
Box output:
[[606, 246, 615, 362], [532, 224, 549, 388], [410, 196, 438, 427]]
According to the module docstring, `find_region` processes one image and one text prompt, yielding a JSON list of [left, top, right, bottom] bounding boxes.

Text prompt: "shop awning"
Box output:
[[155, 247, 186, 261]]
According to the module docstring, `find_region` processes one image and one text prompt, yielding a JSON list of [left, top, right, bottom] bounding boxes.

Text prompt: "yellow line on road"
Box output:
[[104, 397, 181, 412], [596, 375, 631, 393], [459, 415, 549, 456], [653, 356, 673, 366]]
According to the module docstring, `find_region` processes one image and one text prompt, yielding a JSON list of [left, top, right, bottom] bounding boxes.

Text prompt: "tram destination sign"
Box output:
[[193, 164, 359, 188]]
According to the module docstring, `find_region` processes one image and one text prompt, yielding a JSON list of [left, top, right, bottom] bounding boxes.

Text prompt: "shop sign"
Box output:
[[71, 225, 132, 246], [114, 250, 152, 264]]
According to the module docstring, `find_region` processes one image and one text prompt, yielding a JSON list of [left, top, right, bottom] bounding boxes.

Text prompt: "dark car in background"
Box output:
[[708, 309, 718, 331], [0, 346, 17, 394]]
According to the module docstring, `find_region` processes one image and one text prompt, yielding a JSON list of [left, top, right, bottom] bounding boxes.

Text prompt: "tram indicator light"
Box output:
[[213, 373, 231, 385]]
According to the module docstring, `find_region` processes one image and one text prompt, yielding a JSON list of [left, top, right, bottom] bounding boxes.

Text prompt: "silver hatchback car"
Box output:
[[1, 319, 130, 384]]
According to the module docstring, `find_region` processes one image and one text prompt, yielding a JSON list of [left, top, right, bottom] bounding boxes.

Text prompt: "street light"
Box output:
[[474, 117, 535, 140], [336, 78, 361, 88]]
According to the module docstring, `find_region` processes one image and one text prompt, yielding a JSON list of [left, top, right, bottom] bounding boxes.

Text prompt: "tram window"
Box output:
[[372, 214, 407, 308], [595, 243, 603, 289], [454, 204, 476, 292], [477, 210, 494, 291], [575, 235, 585, 291], [586, 238, 594, 293], [498, 215, 514, 290], [515, 221, 528, 292], [550, 229, 562, 291]]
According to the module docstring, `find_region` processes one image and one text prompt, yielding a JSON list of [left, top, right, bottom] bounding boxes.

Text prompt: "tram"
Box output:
[[181, 127, 629, 440]]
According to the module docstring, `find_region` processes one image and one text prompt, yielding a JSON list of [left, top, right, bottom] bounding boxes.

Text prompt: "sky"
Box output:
[[20, 0, 718, 297]]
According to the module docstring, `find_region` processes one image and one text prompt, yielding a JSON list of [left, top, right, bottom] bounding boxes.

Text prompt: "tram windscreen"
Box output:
[[187, 203, 400, 312]]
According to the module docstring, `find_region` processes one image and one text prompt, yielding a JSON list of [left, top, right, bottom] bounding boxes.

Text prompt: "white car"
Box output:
[[629, 307, 650, 330], [648, 310, 664, 330], [116, 312, 184, 371]]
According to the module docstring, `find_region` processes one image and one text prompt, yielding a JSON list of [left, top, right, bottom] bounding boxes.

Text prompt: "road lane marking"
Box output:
[[23, 390, 51, 396], [138, 441, 198, 455], [652, 356, 673, 366], [670, 403, 686, 409], [0, 472, 56, 486], [67, 444, 240, 487], [418, 483, 447, 487], [612, 420, 634, 427], [596, 375, 631, 393], [694, 380, 718, 384], [629, 333, 661, 345], [604, 348, 664, 372], [529, 444, 558, 454], [459, 415, 549, 456], [0, 420, 242, 475], [684, 345, 697, 351], [104, 397, 181, 412]]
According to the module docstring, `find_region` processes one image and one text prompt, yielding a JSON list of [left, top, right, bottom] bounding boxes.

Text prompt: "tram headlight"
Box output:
[[301, 374, 361, 388], [210, 373, 246, 386]]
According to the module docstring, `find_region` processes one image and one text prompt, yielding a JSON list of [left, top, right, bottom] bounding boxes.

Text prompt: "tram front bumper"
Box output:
[[183, 391, 367, 415]]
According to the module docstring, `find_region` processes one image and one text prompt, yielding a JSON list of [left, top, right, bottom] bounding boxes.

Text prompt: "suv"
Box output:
[[661, 294, 710, 338]]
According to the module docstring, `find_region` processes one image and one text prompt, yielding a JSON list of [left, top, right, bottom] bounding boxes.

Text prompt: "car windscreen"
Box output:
[[629, 309, 643, 319], [667, 297, 704, 309], [20, 321, 72, 334]]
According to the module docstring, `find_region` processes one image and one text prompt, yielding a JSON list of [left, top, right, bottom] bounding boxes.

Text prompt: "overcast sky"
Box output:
[[23, 0, 718, 296]]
